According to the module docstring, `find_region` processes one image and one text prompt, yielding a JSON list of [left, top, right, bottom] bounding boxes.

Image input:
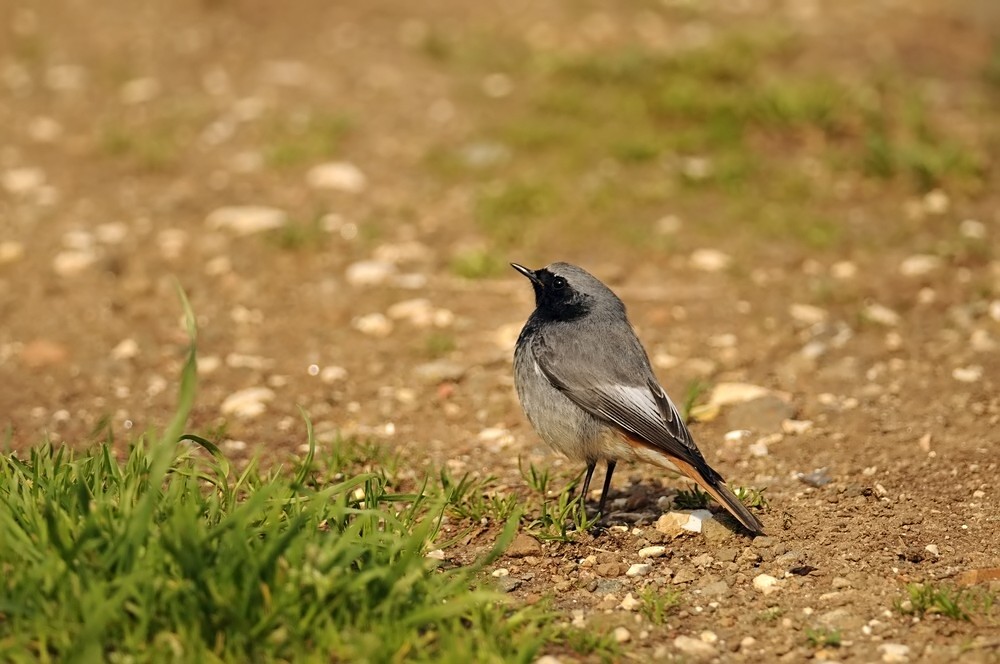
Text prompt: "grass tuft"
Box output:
[[0, 292, 593, 663]]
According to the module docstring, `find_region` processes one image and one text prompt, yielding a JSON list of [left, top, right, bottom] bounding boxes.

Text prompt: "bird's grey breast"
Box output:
[[513, 323, 609, 462]]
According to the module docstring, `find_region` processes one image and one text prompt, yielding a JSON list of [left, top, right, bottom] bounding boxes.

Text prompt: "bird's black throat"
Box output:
[[527, 268, 592, 322]]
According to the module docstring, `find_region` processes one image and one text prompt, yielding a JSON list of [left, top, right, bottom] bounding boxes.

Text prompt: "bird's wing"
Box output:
[[531, 328, 721, 483], [532, 328, 765, 534]]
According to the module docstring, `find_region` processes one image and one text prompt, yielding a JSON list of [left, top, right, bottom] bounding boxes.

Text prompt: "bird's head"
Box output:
[[511, 261, 624, 322]]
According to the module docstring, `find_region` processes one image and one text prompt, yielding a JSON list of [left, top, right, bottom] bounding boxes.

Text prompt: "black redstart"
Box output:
[[512, 261, 765, 535]]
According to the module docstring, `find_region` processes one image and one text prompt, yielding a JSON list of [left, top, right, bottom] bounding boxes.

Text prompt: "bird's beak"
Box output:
[[511, 263, 543, 286]]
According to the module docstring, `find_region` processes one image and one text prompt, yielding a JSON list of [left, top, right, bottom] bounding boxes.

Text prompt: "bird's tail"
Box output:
[[672, 458, 766, 535]]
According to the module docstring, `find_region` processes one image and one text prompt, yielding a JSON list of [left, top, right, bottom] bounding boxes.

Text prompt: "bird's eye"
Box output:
[[552, 277, 567, 290]]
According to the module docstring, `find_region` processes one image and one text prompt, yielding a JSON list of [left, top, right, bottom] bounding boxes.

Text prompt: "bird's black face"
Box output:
[[511, 263, 591, 322]]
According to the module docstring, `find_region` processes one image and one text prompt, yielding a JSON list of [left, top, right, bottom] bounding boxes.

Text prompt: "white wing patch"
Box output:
[[602, 384, 662, 423]]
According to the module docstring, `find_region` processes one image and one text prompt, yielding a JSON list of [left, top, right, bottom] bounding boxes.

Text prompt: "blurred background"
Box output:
[[0, 0, 997, 458]]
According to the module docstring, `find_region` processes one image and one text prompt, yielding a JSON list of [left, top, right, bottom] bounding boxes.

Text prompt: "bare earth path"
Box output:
[[1, 0, 998, 661]]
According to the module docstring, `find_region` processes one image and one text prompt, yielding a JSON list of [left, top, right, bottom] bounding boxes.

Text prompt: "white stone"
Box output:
[[119, 77, 161, 104], [782, 419, 814, 435], [0, 241, 25, 265], [28, 116, 63, 143], [206, 206, 287, 236], [95, 222, 129, 244], [2, 167, 45, 195], [534, 657, 562, 664], [638, 545, 667, 559], [226, 353, 272, 370], [748, 441, 769, 457], [656, 509, 714, 534], [673, 635, 718, 660], [220, 387, 275, 419], [352, 313, 393, 338], [111, 338, 139, 360], [689, 248, 731, 272], [45, 64, 86, 91], [789, 303, 828, 325], [752, 573, 780, 595], [924, 544, 939, 557], [899, 254, 942, 277], [386, 298, 451, 328], [157, 229, 187, 260], [863, 303, 901, 327], [306, 161, 367, 193], [320, 366, 348, 384], [613, 627, 631, 644], [198, 356, 222, 375], [739, 636, 756, 650], [425, 549, 446, 560], [619, 593, 641, 611], [346, 260, 396, 286], [879, 643, 910, 663], [699, 631, 718, 644], [952, 365, 982, 383], [52, 250, 96, 276], [491, 568, 509, 577], [923, 189, 949, 215], [656, 215, 683, 234], [373, 241, 432, 264], [830, 261, 857, 279], [707, 382, 772, 407], [959, 219, 986, 240], [626, 563, 652, 577]]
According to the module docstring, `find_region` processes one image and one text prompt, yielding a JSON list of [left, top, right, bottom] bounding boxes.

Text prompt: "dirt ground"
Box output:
[[1, 0, 999, 661]]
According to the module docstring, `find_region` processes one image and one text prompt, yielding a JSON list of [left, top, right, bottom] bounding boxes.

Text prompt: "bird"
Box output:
[[511, 261, 765, 535]]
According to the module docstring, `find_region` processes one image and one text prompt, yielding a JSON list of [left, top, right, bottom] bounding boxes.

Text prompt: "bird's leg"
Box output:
[[579, 462, 596, 513], [580, 461, 597, 514], [596, 460, 617, 518]]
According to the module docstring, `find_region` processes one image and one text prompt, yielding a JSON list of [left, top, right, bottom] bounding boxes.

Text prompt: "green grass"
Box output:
[[425, 26, 989, 254], [757, 606, 784, 623], [639, 587, 683, 625], [673, 485, 712, 510], [895, 582, 996, 622], [262, 113, 352, 169], [100, 124, 182, 172], [805, 626, 841, 648], [449, 249, 505, 279], [733, 486, 770, 510], [518, 461, 599, 541], [0, 292, 597, 663]]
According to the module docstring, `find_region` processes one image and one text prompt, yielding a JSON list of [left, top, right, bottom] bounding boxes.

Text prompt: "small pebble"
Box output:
[[306, 161, 367, 193], [879, 643, 910, 663], [346, 260, 396, 286], [613, 627, 631, 644], [352, 313, 393, 338], [206, 205, 287, 236], [52, 250, 97, 276], [0, 241, 25, 265], [864, 303, 901, 327], [899, 254, 942, 277], [672, 635, 718, 661], [626, 563, 652, 577], [220, 387, 275, 418], [619, 593, 641, 611], [789, 303, 828, 325], [110, 338, 139, 361], [952, 365, 982, 383], [753, 574, 780, 595], [830, 261, 857, 279], [638, 545, 667, 559], [689, 249, 731, 273]]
